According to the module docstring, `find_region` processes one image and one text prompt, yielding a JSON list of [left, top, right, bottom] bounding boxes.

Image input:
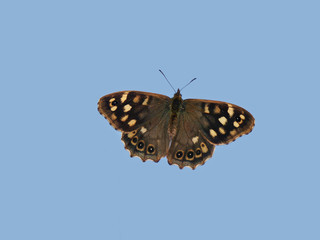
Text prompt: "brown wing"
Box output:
[[167, 111, 215, 169], [184, 99, 255, 145], [167, 99, 254, 169], [98, 91, 171, 162]]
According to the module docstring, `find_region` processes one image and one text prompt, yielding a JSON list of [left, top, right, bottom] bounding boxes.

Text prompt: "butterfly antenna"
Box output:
[[180, 77, 197, 91], [159, 69, 176, 93]]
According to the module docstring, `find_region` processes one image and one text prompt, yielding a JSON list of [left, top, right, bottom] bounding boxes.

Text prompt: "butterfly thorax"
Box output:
[[168, 89, 183, 138]]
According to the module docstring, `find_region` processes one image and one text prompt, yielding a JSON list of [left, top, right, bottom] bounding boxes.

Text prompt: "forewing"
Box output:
[[98, 91, 170, 132], [184, 99, 255, 145]]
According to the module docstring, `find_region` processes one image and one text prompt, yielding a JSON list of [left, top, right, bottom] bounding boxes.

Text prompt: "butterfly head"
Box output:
[[173, 88, 182, 102], [171, 88, 183, 112], [174, 88, 181, 97]]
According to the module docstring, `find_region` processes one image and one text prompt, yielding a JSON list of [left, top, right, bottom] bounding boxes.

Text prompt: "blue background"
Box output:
[[1, 1, 319, 239]]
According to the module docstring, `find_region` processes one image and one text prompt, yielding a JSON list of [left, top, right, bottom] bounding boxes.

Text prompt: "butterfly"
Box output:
[[98, 88, 255, 169]]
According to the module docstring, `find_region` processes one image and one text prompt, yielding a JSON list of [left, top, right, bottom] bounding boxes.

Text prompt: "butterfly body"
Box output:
[[168, 89, 183, 138], [98, 90, 255, 169]]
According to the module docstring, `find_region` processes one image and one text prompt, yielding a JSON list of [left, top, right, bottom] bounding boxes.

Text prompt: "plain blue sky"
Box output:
[[1, 1, 319, 239]]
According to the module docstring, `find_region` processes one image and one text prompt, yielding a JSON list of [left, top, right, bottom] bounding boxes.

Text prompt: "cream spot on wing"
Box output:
[[192, 136, 199, 144], [210, 129, 217, 138], [120, 92, 129, 103], [133, 95, 140, 103], [128, 119, 136, 127], [127, 130, 137, 138], [219, 127, 226, 135], [111, 113, 117, 120], [140, 126, 147, 134], [240, 114, 245, 120], [227, 105, 234, 117], [123, 104, 132, 112], [121, 115, 128, 122], [109, 98, 115, 103], [218, 116, 228, 125], [214, 105, 221, 114], [142, 96, 149, 105], [111, 106, 117, 111], [200, 142, 208, 153], [233, 121, 240, 128], [230, 129, 237, 136], [204, 104, 210, 113]]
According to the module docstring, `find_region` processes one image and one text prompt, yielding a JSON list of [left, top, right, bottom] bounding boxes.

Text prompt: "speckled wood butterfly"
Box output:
[[98, 87, 254, 169]]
